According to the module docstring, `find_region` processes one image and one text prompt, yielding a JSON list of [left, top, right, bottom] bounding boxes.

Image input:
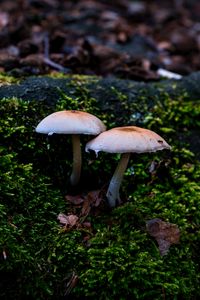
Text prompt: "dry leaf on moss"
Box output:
[[146, 218, 180, 256], [65, 194, 84, 205], [80, 190, 104, 217], [58, 213, 79, 227]]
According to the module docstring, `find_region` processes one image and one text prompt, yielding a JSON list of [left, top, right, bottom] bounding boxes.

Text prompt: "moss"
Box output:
[[0, 75, 200, 299], [56, 76, 98, 113], [74, 155, 200, 299], [0, 73, 20, 85]]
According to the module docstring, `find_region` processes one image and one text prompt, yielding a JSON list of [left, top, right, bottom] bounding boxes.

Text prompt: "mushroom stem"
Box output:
[[106, 152, 130, 207], [70, 134, 82, 186]]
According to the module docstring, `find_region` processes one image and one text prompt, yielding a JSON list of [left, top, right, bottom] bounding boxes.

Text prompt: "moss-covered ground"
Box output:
[[0, 73, 200, 299]]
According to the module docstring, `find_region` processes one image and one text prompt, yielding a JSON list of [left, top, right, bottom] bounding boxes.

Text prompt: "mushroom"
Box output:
[[36, 110, 106, 186], [85, 126, 171, 207]]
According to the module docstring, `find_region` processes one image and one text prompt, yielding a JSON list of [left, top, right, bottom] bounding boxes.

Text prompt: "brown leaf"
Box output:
[[65, 194, 84, 205], [58, 213, 79, 227], [87, 190, 103, 207], [80, 199, 91, 217], [146, 218, 180, 256], [82, 221, 92, 228], [64, 271, 78, 296], [80, 190, 104, 217]]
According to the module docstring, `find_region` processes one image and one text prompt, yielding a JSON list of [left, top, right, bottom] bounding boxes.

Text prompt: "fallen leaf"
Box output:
[[146, 218, 180, 256], [64, 271, 78, 296], [80, 190, 104, 217], [80, 199, 91, 217], [65, 194, 84, 205], [87, 190, 104, 207], [58, 213, 79, 227], [82, 221, 92, 228]]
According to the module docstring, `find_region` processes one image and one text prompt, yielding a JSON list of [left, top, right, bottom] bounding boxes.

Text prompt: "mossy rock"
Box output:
[[0, 72, 200, 299], [0, 71, 200, 157]]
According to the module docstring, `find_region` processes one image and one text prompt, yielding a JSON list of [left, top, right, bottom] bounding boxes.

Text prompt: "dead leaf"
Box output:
[[80, 190, 104, 217], [64, 271, 78, 296], [87, 190, 103, 207], [65, 194, 84, 205], [82, 221, 92, 229], [80, 199, 91, 217], [58, 213, 79, 227], [82, 235, 91, 247], [146, 218, 180, 256]]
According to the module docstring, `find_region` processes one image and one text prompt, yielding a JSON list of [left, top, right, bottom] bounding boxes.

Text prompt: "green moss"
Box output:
[[0, 81, 200, 299], [74, 157, 200, 299], [49, 72, 99, 83], [0, 73, 20, 85], [56, 77, 98, 113]]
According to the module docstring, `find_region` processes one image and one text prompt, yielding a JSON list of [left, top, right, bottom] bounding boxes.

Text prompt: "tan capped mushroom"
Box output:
[[86, 126, 171, 207], [36, 110, 106, 186]]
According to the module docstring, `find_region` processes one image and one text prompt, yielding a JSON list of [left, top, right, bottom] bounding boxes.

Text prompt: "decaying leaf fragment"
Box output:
[[58, 213, 79, 227], [65, 194, 84, 205], [64, 271, 79, 296], [146, 218, 180, 256], [80, 190, 104, 217], [58, 190, 104, 232], [65, 190, 104, 218]]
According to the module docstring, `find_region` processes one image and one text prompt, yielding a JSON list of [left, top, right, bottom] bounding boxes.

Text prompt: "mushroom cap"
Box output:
[[36, 110, 106, 135], [85, 126, 171, 154]]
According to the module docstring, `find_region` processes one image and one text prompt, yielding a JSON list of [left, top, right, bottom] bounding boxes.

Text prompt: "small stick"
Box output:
[[43, 33, 70, 73]]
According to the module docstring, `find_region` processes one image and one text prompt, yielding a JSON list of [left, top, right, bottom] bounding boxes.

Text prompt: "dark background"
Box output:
[[0, 0, 199, 79]]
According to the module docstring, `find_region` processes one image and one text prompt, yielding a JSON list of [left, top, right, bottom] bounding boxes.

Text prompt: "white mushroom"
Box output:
[[36, 110, 106, 186], [86, 126, 171, 207]]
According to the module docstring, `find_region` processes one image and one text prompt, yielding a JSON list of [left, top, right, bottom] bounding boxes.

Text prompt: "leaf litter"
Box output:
[[58, 189, 105, 231], [146, 218, 180, 256]]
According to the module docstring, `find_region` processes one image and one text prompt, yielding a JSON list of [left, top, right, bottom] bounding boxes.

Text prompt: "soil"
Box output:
[[0, 0, 199, 79]]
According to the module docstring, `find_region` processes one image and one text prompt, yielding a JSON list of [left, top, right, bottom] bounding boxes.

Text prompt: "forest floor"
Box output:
[[0, 0, 200, 79]]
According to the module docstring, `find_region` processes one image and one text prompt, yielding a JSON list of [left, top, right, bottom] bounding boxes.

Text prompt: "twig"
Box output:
[[157, 68, 182, 80], [43, 32, 71, 73]]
